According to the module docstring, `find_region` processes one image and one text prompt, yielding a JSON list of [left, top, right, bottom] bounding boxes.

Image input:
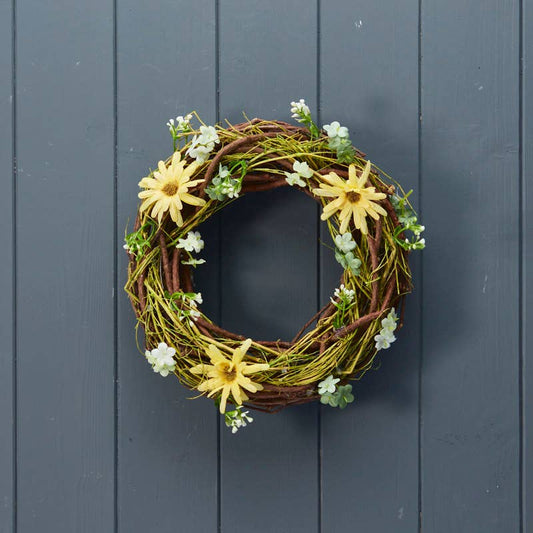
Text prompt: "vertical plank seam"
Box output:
[[11, 0, 17, 530], [518, 0, 525, 530], [417, 0, 424, 531], [113, 0, 119, 530], [215, 1, 221, 531], [316, 1, 322, 532]]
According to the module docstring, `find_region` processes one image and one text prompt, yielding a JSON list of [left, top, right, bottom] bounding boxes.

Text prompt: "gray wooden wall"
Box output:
[[2, 1, 532, 532]]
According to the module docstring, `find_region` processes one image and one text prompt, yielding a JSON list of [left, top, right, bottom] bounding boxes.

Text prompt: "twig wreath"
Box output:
[[125, 100, 425, 433]]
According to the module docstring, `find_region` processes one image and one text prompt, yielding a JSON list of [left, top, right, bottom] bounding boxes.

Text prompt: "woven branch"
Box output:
[[125, 119, 414, 412]]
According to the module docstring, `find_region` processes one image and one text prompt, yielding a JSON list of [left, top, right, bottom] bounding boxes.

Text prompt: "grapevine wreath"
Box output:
[[124, 100, 425, 433]]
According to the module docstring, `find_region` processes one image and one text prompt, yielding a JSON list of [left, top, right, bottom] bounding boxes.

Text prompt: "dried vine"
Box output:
[[124, 114, 422, 416]]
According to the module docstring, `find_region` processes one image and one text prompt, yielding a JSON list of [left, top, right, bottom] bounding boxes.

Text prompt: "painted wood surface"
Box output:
[[14, 0, 115, 531], [420, 0, 521, 530], [116, 2, 218, 532], [1, 1, 14, 531], [1, 1, 530, 531]]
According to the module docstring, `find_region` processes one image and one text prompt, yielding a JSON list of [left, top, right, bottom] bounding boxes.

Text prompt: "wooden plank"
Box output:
[[320, 2, 421, 530], [116, 2, 218, 532], [0, 0, 14, 530], [523, 0, 532, 529], [218, 2, 319, 532], [421, 1, 520, 530], [15, 0, 115, 531]]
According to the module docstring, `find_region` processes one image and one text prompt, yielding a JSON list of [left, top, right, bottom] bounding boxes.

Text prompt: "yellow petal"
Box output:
[[180, 161, 201, 181], [190, 363, 210, 375], [171, 151, 182, 166], [321, 172, 346, 187], [207, 344, 228, 366], [313, 188, 338, 198], [357, 212, 368, 234], [322, 197, 345, 215], [219, 387, 230, 413], [169, 202, 182, 224], [180, 192, 206, 207], [357, 160, 372, 188], [232, 338, 252, 365], [230, 383, 243, 406], [138, 177, 158, 189], [158, 160, 167, 174], [339, 214, 350, 233], [241, 363, 269, 375]]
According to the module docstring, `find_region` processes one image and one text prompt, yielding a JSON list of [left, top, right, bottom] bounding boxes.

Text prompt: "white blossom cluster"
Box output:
[[145, 342, 177, 377], [177, 231, 204, 253], [167, 114, 192, 133], [331, 284, 355, 304], [290, 99, 311, 122], [176, 231, 206, 267], [374, 308, 398, 351], [184, 293, 202, 325], [224, 406, 254, 434], [284, 160, 313, 187], [323, 121, 349, 139], [322, 120, 355, 163], [334, 233, 361, 276], [187, 125, 220, 163], [206, 164, 243, 200]]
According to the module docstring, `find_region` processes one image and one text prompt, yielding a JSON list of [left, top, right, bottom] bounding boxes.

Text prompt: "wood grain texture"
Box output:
[[116, 1, 218, 532], [523, 0, 532, 529], [1, 1, 528, 531], [217, 2, 319, 532], [420, 1, 521, 530], [320, 2, 421, 530], [0, 0, 14, 530], [15, 0, 115, 530]]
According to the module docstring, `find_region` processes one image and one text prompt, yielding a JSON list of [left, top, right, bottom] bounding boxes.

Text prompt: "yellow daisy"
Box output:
[[313, 160, 387, 234], [138, 151, 206, 226], [191, 339, 269, 413]]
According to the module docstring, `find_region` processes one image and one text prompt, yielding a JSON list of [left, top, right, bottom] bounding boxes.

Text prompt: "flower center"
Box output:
[[346, 190, 361, 203], [162, 182, 179, 196], [219, 362, 237, 382]]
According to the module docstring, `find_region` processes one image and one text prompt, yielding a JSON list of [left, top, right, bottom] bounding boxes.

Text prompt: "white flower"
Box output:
[[284, 172, 306, 187], [145, 342, 176, 377], [225, 406, 254, 433], [284, 160, 313, 187], [187, 142, 212, 163], [380, 308, 398, 332], [334, 233, 357, 253], [332, 284, 355, 303], [176, 231, 204, 253], [192, 292, 203, 304], [318, 375, 340, 395], [166, 118, 175, 130], [374, 308, 399, 351], [218, 164, 231, 180], [220, 182, 240, 198], [374, 329, 396, 351], [198, 125, 219, 144], [175, 114, 192, 130], [290, 99, 311, 121], [293, 160, 313, 179], [323, 121, 349, 139], [123, 243, 130, 251], [186, 125, 220, 163]]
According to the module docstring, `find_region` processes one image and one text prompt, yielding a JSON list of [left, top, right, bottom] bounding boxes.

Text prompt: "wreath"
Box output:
[[124, 100, 425, 433]]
